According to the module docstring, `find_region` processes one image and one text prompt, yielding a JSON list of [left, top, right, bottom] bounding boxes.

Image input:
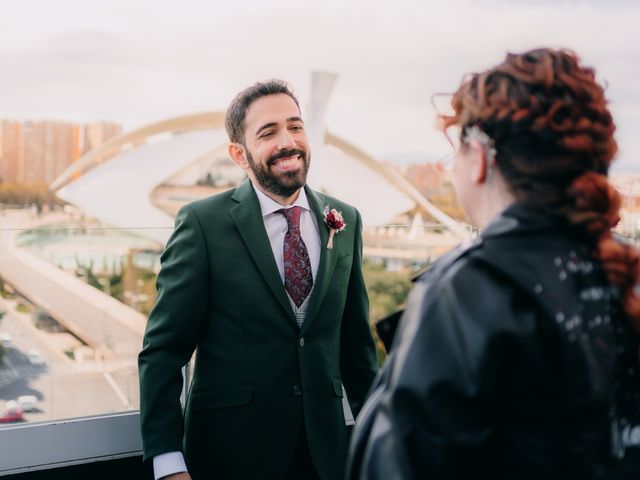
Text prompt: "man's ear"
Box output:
[[469, 140, 489, 184], [229, 143, 249, 169]]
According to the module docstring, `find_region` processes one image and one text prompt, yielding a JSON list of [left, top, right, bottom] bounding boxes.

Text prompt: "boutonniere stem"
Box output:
[[323, 206, 346, 249], [327, 229, 337, 249]]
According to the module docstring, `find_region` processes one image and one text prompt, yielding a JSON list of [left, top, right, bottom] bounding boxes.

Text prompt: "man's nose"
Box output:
[[276, 130, 296, 150]]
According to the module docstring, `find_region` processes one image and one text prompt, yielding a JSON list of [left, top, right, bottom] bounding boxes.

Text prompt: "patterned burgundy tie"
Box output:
[[279, 206, 313, 308]]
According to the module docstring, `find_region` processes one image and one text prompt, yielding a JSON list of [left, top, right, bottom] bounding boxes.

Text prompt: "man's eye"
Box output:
[[260, 131, 274, 138], [290, 125, 303, 131]]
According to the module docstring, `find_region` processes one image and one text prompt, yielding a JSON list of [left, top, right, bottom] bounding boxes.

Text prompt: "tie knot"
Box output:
[[279, 206, 302, 228]]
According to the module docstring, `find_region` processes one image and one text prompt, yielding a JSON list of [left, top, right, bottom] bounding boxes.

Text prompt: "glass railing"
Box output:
[[0, 207, 472, 429], [0, 209, 170, 426]]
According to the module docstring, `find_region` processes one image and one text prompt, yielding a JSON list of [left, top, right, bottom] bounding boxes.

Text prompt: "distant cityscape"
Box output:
[[0, 119, 121, 185]]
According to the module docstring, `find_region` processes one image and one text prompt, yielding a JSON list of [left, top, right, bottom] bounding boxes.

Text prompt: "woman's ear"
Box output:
[[228, 143, 249, 170], [468, 140, 489, 184]]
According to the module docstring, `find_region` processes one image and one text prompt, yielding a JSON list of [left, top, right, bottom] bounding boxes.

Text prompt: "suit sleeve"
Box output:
[[350, 261, 516, 479], [138, 205, 209, 461], [340, 208, 379, 418]]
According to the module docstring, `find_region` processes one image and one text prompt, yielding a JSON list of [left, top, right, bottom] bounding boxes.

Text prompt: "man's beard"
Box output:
[[246, 148, 310, 198]]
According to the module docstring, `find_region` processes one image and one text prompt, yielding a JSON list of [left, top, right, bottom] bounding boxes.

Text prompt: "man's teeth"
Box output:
[[275, 155, 299, 166]]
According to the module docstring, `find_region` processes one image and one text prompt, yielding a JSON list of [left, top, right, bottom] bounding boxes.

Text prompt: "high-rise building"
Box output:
[[0, 119, 121, 185], [0, 120, 23, 184], [83, 122, 122, 154]]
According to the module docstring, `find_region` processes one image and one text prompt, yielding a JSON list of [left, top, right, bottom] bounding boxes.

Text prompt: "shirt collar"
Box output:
[[251, 182, 311, 217]]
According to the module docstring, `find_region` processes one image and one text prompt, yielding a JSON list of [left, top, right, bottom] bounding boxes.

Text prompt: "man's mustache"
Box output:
[[268, 149, 306, 166]]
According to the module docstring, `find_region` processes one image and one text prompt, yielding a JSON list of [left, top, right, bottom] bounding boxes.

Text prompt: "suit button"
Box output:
[[299, 337, 305, 347], [292, 385, 302, 396]]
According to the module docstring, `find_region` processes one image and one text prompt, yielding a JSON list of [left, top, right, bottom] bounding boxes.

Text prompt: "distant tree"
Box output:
[[362, 260, 414, 363], [0, 182, 62, 207], [363, 260, 413, 323], [85, 265, 102, 291], [109, 273, 124, 302], [16, 303, 30, 314], [74, 257, 104, 291]]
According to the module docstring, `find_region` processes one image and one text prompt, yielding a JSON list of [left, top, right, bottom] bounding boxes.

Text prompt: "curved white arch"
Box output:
[[56, 129, 228, 244], [52, 112, 466, 243]]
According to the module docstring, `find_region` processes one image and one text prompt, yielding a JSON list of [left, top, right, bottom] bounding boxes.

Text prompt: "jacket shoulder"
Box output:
[[414, 237, 483, 285], [187, 188, 236, 211], [176, 187, 238, 222]]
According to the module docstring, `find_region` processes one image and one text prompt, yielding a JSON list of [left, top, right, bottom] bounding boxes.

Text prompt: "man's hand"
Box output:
[[161, 473, 191, 480]]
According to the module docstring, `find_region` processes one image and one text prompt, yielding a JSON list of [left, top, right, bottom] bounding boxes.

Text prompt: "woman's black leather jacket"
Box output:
[[347, 203, 640, 479]]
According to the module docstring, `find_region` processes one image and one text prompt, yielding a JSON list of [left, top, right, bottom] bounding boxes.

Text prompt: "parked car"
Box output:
[[26, 349, 45, 366], [0, 405, 24, 423], [7, 395, 38, 413]]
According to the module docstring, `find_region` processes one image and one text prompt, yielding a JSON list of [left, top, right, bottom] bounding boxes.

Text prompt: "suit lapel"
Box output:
[[229, 181, 294, 319], [303, 186, 338, 333]]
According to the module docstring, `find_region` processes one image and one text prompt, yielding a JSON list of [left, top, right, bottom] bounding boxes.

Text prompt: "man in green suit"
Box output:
[[139, 79, 378, 480]]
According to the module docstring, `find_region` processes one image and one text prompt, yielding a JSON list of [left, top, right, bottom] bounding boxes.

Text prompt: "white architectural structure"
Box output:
[[52, 74, 464, 245]]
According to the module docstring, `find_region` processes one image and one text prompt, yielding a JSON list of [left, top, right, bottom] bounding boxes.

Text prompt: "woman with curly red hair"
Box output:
[[346, 48, 640, 479]]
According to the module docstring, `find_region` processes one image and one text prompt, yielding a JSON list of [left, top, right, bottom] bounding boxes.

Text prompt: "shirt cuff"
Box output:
[[153, 451, 188, 480]]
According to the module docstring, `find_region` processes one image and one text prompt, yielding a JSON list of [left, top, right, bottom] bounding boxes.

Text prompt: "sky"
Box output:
[[1, 0, 639, 170]]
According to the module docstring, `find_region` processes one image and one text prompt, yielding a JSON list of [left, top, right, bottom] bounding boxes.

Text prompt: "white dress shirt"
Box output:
[[153, 183, 321, 479], [253, 183, 321, 326]]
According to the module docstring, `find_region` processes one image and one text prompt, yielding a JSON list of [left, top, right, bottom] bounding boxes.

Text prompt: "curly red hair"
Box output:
[[441, 48, 640, 330]]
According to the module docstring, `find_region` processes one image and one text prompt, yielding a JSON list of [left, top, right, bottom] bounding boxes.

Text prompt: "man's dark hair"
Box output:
[[225, 79, 300, 144]]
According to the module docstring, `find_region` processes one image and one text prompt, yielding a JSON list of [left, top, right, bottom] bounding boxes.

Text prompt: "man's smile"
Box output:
[[271, 154, 303, 172]]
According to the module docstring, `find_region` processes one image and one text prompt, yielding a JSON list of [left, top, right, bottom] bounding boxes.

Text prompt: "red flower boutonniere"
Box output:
[[323, 206, 346, 249]]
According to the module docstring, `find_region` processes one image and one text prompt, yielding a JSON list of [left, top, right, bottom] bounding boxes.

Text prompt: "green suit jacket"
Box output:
[[139, 180, 378, 479]]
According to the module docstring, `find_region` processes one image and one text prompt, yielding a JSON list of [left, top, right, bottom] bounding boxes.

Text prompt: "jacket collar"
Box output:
[[302, 185, 339, 334], [481, 202, 566, 240], [229, 180, 294, 319]]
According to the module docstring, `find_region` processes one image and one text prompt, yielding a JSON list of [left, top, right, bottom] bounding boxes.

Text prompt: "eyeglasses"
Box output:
[[443, 125, 462, 152], [430, 92, 454, 118]]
